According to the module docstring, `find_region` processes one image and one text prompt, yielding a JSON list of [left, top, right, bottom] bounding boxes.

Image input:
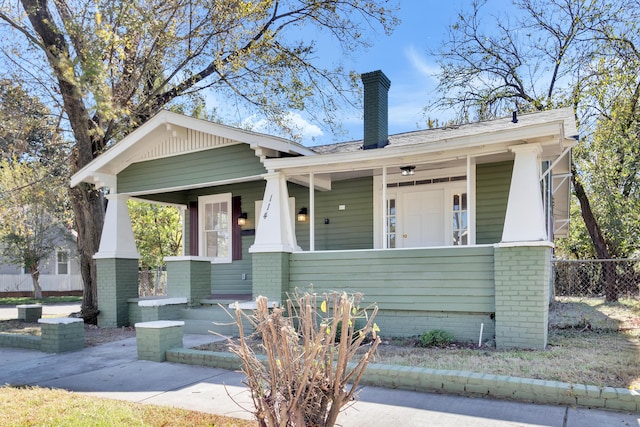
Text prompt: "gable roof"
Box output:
[[70, 110, 315, 189]]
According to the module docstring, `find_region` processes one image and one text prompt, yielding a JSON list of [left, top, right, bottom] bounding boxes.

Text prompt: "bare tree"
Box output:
[[429, 0, 640, 300]]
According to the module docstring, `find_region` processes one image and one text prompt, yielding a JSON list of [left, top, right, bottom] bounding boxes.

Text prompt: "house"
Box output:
[[0, 232, 83, 296], [70, 71, 577, 349]]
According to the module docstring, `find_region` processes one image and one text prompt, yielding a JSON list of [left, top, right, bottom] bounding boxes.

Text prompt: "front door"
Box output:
[[401, 189, 445, 247]]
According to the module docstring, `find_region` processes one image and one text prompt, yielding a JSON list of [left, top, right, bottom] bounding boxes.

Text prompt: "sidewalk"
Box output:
[[0, 335, 638, 427]]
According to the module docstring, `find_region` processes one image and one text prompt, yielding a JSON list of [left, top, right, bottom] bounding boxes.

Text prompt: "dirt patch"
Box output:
[[0, 319, 135, 347], [195, 298, 640, 389], [82, 325, 136, 346]]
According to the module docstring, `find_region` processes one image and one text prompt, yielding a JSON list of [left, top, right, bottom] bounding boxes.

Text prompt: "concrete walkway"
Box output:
[[0, 335, 638, 427]]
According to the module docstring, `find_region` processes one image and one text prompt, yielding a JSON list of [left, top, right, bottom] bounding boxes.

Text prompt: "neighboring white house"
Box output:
[[0, 232, 83, 295]]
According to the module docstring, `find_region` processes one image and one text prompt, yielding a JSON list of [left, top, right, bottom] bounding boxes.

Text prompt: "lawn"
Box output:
[[0, 386, 255, 427], [371, 297, 640, 389], [0, 296, 81, 306], [1, 295, 639, 424], [200, 297, 640, 389]]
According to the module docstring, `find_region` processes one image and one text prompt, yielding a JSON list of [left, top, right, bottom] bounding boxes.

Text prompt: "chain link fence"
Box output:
[[553, 259, 640, 299], [138, 267, 167, 297]]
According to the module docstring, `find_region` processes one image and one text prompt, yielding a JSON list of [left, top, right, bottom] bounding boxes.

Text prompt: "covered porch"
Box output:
[[71, 107, 577, 349]]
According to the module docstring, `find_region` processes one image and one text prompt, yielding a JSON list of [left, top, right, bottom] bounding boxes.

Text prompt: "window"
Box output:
[[199, 194, 231, 263], [57, 251, 69, 275], [386, 199, 396, 248], [452, 193, 468, 245]]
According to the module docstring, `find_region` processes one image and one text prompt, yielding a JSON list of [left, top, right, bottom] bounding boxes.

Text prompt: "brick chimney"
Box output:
[[361, 70, 391, 150]]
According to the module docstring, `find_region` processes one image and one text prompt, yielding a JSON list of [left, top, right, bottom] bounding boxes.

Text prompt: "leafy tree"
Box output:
[[0, 0, 398, 321], [0, 158, 71, 299], [0, 80, 70, 299], [428, 0, 640, 300], [128, 200, 182, 269]]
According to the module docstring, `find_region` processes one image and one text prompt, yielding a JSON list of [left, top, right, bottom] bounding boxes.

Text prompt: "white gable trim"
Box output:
[[71, 110, 314, 188]]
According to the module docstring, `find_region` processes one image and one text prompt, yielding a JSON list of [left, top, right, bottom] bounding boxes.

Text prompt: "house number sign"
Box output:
[[263, 195, 272, 219]]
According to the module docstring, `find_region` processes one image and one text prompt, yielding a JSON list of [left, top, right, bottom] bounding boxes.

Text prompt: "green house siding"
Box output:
[[476, 161, 513, 244], [289, 246, 495, 313], [287, 246, 495, 342], [290, 177, 374, 251], [117, 144, 266, 193], [210, 235, 254, 295], [182, 180, 265, 257], [189, 181, 266, 295]]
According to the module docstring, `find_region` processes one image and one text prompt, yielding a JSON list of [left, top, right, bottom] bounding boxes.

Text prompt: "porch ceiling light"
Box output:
[[400, 165, 416, 176], [237, 212, 248, 226], [297, 207, 308, 222]]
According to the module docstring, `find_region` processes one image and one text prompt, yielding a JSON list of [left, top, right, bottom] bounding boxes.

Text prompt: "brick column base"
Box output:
[[165, 257, 212, 306], [252, 252, 290, 304], [96, 258, 139, 327], [494, 243, 552, 350]]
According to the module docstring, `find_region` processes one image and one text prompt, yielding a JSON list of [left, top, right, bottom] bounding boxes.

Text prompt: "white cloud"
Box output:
[[241, 112, 323, 142], [404, 45, 440, 82], [285, 112, 324, 139]]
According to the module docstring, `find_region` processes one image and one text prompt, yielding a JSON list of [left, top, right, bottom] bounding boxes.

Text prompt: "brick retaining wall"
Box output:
[[166, 348, 640, 412]]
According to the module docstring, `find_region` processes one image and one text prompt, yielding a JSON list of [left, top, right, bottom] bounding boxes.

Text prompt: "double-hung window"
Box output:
[[199, 193, 232, 263], [57, 250, 69, 275]]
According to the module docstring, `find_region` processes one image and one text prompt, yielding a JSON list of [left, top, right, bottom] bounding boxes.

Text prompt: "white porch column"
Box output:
[[250, 172, 301, 253], [309, 172, 315, 251], [95, 194, 140, 259], [502, 144, 547, 242]]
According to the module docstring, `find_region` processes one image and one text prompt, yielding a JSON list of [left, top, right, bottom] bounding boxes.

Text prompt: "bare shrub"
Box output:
[[229, 291, 380, 427]]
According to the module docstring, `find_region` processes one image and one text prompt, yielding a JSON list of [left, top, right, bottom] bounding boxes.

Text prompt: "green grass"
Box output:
[[0, 296, 81, 306], [0, 386, 256, 427]]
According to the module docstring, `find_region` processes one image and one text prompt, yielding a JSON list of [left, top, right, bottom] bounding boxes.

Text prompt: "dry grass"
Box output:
[[200, 297, 640, 390], [0, 319, 40, 336], [0, 386, 256, 427], [0, 320, 136, 347]]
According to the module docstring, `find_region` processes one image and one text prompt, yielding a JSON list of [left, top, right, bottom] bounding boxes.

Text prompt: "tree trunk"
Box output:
[[571, 162, 618, 301], [29, 264, 42, 300], [69, 183, 105, 323]]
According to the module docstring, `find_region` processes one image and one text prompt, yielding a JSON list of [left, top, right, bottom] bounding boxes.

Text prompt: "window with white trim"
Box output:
[[57, 250, 69, 275], [199, 193, 231, 263], [386, 198, 396, 248], [452, 193, 468, 245]]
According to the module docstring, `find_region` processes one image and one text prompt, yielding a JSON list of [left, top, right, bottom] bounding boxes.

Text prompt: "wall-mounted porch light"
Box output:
[[237, 212, 248, 226], [400, 165, 416, 176], [297, 207, 308, 222]]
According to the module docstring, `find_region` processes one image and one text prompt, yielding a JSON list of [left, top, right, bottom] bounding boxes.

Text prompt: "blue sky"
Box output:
[[323, 1, 465, 143], [214, 1, 515, 146], [290, 1, 512, 146]]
